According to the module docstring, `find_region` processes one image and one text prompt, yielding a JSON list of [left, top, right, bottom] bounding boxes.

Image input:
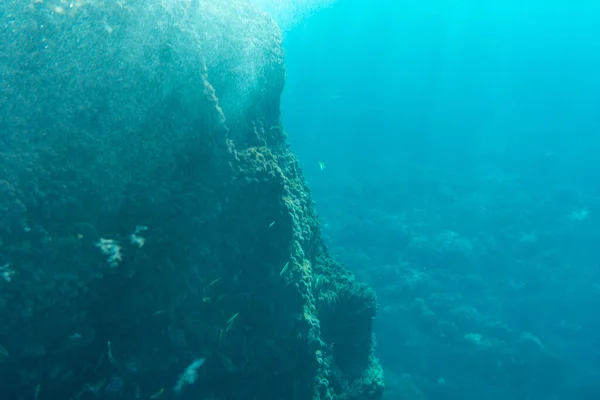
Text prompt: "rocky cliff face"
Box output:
[[0, 1, 384, 399]]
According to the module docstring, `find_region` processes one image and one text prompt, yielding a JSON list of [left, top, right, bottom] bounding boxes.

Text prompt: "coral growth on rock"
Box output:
[[0, 1, 383, 399]]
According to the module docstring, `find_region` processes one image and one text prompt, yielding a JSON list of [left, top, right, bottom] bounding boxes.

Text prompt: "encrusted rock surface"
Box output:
[[0, 1, 384, 399]]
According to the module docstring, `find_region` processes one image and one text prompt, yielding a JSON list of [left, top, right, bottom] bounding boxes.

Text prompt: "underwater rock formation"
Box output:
[[0, 1, 383, 399]]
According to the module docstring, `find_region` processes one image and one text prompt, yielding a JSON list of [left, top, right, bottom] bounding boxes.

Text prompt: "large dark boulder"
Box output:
[[0, 1, 383, 399]]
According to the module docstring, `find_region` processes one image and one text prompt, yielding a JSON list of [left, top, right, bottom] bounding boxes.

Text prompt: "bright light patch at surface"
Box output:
[[249, 0, 337, 30]]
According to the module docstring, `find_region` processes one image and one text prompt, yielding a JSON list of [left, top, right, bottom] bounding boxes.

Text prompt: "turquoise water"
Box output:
[[1, 0, 598, 398], [276, 1, 600, 399]]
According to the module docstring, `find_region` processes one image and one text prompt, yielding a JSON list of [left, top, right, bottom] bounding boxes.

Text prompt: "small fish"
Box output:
[[226, 313, 239, 333], [268, 221, 276, 228], [280, 261, 290, 277], [226, 312, 239, 325], [34, 384, 40, 400], [0, 344, 9, 357], [314, 275, 324, 290], [208, 277, 222, 287], [107, 341, 115, 364], [150, 388, 164, 399], [318, 161, 326, 171], [173, 358, 206, 393]]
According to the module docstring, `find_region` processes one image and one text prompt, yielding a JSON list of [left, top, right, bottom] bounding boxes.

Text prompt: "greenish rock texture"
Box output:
[[0, 1, 383, 399]]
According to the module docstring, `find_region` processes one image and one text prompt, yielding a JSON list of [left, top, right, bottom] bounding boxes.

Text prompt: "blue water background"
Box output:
[[277, 1, 600, 399]]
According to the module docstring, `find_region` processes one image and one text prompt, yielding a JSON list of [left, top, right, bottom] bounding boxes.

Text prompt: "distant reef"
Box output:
[[0, 1, 384, 399]]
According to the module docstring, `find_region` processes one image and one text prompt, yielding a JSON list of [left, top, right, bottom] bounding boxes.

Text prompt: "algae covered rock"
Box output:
[[0, 1, 383, 399]]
